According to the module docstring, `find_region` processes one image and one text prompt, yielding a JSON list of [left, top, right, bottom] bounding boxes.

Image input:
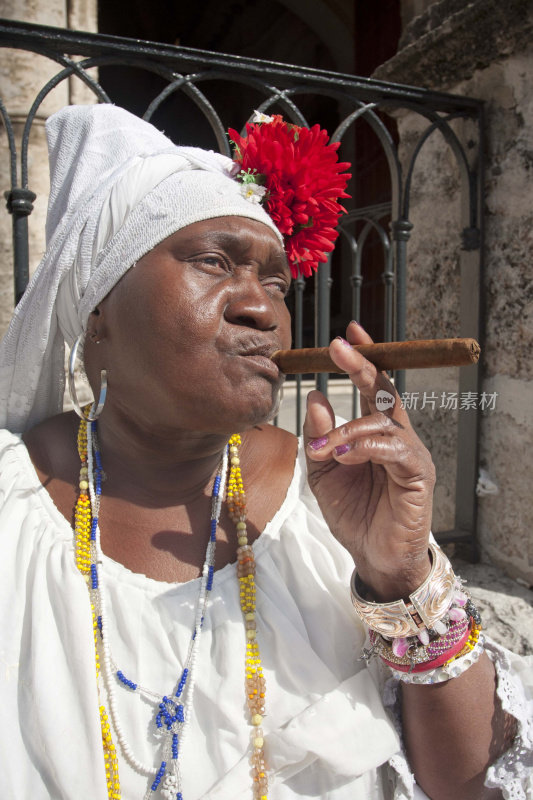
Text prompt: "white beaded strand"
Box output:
[[88, 422, 157, 778], [86, 421, 229, 796]]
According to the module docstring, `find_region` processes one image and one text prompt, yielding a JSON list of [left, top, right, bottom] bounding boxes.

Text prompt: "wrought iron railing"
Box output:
[[0, 18, 484, 555]]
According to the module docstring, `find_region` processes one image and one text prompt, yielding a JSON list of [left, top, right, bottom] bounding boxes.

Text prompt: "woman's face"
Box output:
[[89, 216, 292, 433]]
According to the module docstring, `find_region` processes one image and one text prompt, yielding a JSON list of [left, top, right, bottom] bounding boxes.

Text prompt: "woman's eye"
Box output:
[[189, 254, 227, 271], [263, 277, 290, 296]]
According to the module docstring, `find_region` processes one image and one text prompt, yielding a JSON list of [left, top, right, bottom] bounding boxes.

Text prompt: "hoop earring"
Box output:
[[68, 333, 107, 421]]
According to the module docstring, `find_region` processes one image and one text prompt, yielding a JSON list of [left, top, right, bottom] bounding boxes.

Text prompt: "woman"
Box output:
[[0, 105, 530, 800]]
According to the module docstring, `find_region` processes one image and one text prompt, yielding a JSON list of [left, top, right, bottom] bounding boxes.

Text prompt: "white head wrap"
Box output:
[[0, 104, 283, 432]]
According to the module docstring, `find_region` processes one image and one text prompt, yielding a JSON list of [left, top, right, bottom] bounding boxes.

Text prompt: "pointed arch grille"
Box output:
[[0, 18, 484, 554]]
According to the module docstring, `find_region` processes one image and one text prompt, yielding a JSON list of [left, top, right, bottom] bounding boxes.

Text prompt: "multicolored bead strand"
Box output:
[[78, 416, 234, 799], [446, 618, 482, 664], [86, 422, 158, 783], [76, 420, 266, 799], [75, 418, 121, 800], [74, 420, 91, 575], [227, 434, 268, 800]]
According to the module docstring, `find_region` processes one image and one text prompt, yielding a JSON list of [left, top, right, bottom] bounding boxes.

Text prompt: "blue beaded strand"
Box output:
[[116, 670, 138, 691], [175, 668, 188, 698], [156, 697, 185, 730], [206, 565, 214, 591], [151, 760, 167, 791], [90, 563, 98, 589], [88, 429, 229, 800]]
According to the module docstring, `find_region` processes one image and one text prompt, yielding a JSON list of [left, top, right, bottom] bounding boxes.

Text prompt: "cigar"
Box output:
[[271, 338, 480, 374]]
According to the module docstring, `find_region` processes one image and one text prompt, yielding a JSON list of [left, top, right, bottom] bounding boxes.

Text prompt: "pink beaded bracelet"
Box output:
[[379, 621, 471, 673]]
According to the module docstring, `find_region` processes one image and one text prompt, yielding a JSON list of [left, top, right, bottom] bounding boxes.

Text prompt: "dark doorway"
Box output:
[[97, 1, 401, 346]]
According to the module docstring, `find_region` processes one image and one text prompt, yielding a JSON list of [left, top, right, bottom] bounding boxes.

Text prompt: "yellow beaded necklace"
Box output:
[[74, 423, 268, 800], [74, 420, 121, 799], [228, 434, 268, 800]]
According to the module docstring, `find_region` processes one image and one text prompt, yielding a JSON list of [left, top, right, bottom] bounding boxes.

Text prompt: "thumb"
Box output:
[[303, 389, 336, 453]]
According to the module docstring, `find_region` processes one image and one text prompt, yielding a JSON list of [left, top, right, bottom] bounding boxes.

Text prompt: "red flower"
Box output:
[[229, 116, 351, 278]]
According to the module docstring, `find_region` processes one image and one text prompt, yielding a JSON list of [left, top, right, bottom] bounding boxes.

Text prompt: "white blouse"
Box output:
[[0, 430, 531, 800]]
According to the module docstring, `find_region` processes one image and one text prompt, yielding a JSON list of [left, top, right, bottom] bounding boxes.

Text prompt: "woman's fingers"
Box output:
[[328, 335, 387, 400], [329, 333, 409, 426], [303, 391, 343, 488], [307, 414, 421, 472], [304, 321, 432, 482], [343, 320, 375, 416], [302, 389, 336, 447], [306, 406, 435, 484], [307, 413, 403, 456], [315, 430, 429, 481], [345, 319, 374, 346]]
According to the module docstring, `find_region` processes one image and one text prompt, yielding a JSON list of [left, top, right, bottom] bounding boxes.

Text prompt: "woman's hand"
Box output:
[[303, 321, 436, 602]]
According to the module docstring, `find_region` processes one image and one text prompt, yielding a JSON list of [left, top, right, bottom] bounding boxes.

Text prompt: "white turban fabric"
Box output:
[[0, 105, 283, 433]]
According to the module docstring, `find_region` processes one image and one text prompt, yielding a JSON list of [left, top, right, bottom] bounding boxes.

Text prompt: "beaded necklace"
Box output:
[[228, 434, 268, 800], [74, 420, 268, 800]]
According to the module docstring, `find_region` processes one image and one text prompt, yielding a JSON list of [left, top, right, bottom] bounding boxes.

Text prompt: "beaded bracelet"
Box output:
[[386, 625, 484, 685], [378, 617, 481, 674], [368, 614, 472, 671]]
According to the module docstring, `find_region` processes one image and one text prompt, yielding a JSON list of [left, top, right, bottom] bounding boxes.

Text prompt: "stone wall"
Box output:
[[375, 0, 533, 583], [0, 0, 97, 336], [394, 109, 463, 535]]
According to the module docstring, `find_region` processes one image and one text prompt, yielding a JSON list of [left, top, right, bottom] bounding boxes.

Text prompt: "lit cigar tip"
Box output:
[[469, 340, 481, 362]]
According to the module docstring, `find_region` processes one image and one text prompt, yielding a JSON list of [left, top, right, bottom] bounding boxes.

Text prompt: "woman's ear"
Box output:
[[86, 305, 105, 345], [83, 305, 108, 390]]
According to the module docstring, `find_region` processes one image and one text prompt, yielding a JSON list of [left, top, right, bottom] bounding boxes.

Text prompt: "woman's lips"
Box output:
[[233, 344, 283, 379], [238, 352, 281, 379]]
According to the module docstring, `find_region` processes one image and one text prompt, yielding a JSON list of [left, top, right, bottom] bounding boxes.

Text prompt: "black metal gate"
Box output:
[[0, 18, 484, 555]]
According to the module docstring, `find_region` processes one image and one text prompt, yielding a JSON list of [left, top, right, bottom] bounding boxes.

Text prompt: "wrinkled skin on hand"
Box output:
[[303, 321, 436, 602]]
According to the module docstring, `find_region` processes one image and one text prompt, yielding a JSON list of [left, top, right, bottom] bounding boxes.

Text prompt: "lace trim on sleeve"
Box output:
[[484, 640, 533, 800]]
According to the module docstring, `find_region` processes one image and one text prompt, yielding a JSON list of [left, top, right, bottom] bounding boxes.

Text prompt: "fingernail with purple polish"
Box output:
[[308, 436, 328, 451], [351, 320, 366, 332], [335, 337, 353, 349], [334, 444, 351, 456]]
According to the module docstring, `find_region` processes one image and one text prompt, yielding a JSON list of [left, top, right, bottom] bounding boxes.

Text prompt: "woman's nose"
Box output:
[[224, 275, 279, 330]]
